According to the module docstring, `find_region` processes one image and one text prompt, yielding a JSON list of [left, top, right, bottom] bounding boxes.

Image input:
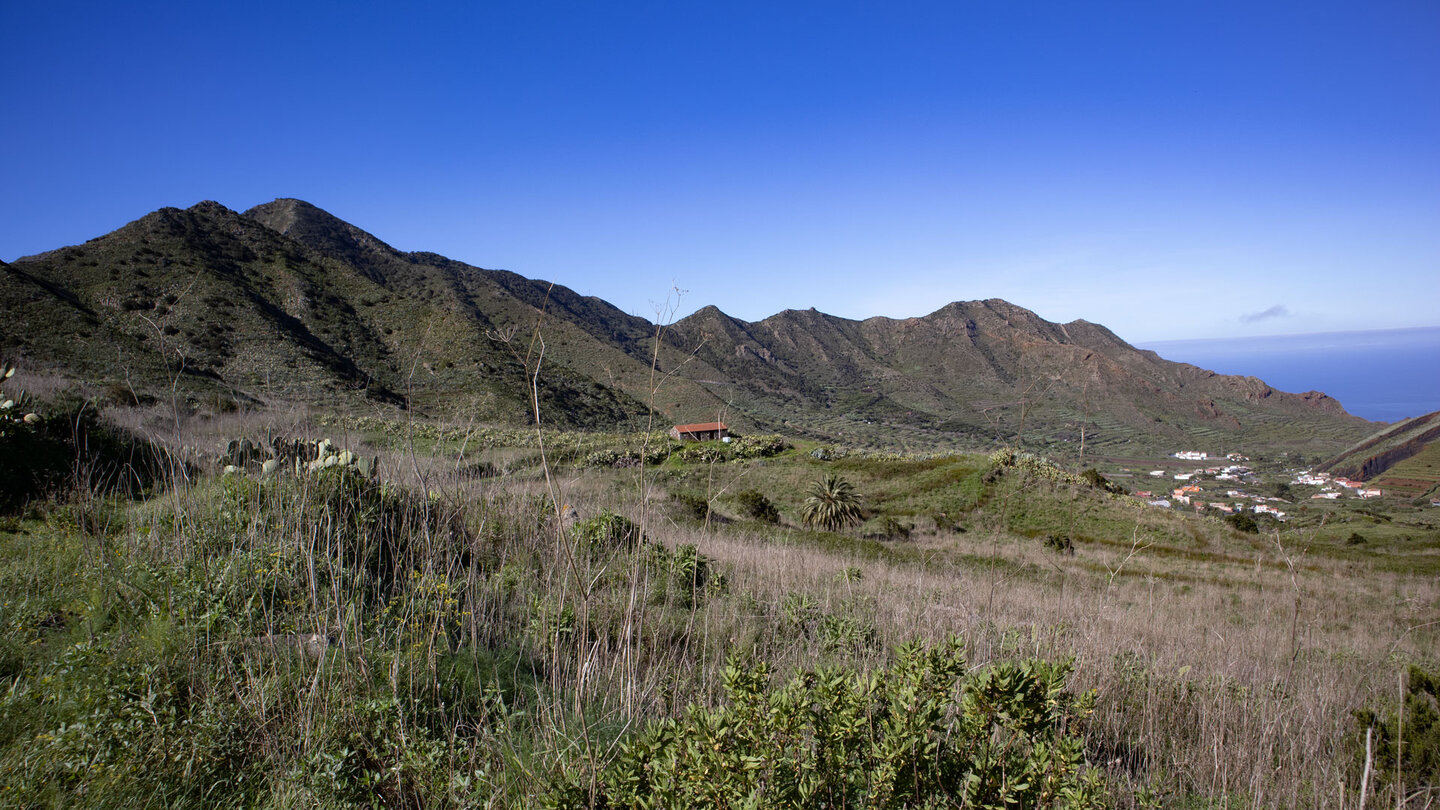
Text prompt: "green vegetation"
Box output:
[[0, 359, 1435, 807], [548, 639, 1106, 808], [2, 199, 1379, 455], [0, 367, 170, 512], [1225, 511, 1260, 534], [1352, 664, 1440, 798], [800, 474, 866, 532], [735, 488, 779, 523]]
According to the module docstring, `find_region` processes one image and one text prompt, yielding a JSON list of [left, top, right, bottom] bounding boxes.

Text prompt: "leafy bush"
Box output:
[[671, 492, 711, 522], [1044, 533, 1075, 554], [782, 592, 821, 631], [816, 613, 877, 655], [0, 640, 259, 807], [101, 380, 151, 407], [1080, 468, 1126, 495], [735, 488, 779, 523], [930, 511, 960, 532], [546, 637, 1108, 807], [1225, 511, 1259, 534], [731, 434, 788, 459], [583, 448, 629, 468], [988, 449, 1076, 487], [0, 392, 67, 512], [654, 542, 727, 606], [1352, 664, 1440, 797], [574, 510, 642, 550], [876, 516, 912, 541], [460, 460, 500, 479], [0, 376, 171, 513], [678, 443, 728, 464]]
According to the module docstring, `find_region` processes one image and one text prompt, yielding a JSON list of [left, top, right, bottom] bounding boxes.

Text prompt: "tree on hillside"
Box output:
[[801, 473, 864, 531]]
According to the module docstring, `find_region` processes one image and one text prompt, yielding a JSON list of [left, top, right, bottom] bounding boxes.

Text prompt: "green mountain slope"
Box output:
[[241, 199, 736, 426], [3, 201, 663, 428], [665, 299, 1373, 454], [4, 198, 1377, 453]]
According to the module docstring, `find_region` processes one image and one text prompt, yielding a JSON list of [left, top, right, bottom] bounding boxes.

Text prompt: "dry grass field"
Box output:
[[1, 379, 1436, 807]]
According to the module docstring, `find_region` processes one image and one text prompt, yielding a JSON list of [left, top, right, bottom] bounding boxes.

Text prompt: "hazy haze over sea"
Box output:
[[1141, 327, 1440, 424]]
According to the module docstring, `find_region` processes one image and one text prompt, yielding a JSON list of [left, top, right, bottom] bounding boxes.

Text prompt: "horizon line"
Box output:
[[1138, 324, 1440, 347]]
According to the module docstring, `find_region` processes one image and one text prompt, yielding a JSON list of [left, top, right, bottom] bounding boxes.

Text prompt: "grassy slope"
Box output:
[[1, 393, 1437, 807]]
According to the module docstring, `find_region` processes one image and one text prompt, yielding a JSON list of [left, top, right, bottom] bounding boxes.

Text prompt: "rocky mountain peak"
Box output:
[[244, 199, 400, 267]]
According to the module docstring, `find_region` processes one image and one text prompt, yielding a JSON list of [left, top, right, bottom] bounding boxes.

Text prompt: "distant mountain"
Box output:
[[2, 199, 1377, 454], [662, 300, 1369, 455]]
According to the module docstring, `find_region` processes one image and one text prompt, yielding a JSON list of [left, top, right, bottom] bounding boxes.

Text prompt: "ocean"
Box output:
[[1139, 326, 1440, 424]]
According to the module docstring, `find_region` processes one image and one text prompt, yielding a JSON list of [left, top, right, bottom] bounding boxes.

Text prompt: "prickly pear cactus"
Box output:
[[222, 432, 376, 480]]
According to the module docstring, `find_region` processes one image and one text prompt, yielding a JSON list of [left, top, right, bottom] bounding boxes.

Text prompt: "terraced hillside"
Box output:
[[1370, 440, 1440, 500], [1318, 410, 1440, 496]]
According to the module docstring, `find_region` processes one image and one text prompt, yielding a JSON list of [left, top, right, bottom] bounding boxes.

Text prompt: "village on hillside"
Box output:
[[1124, 449, 1384, 523]]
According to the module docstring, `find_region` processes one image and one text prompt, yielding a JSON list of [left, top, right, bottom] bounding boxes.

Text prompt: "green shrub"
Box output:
[[988, 449, 1086, 489], [433, 645, 541, 728], [671, 492, 711, 522], [782, 592, 820, 631], [1044, 533, 1075, 554], [460, 460, 499, 479], [731, 434, 788, 459], [546, 637, 1108, 807], [876, 516, 912, 541], [735, 488, 779, 523], [101, 381, 148, 407], [678, 443, 728, 464], [657, 543, 727, 606], [0, 640, 259, 807], [0, 382, 171, 513], [816, 613, 877, 655], [1352, 664, 1440, 797], [1080, 468, 1126, 495], [574, 510, 641, 550], [1226, 512, 1260, 534], [930, 511, 958, 532], [583, 448, 630, 468]]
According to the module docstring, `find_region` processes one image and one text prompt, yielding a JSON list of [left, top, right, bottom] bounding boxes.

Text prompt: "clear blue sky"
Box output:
[[4, 1, 1437, 341]]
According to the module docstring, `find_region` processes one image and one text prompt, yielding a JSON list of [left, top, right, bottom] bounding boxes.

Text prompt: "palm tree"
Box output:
[[800, 473, 864, 531]]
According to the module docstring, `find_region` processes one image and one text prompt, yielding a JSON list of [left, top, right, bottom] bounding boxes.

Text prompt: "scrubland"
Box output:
[[0, 377, 1436, 808]]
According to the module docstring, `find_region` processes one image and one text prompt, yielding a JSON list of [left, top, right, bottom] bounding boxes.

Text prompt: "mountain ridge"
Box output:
[[3, 198, 1376, 455]]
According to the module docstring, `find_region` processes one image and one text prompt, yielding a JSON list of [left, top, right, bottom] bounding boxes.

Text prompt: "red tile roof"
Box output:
[[673, 422, 728, 432]]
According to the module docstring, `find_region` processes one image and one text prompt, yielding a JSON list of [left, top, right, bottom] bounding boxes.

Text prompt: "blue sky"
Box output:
[[3, 1, 1437, 342]]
